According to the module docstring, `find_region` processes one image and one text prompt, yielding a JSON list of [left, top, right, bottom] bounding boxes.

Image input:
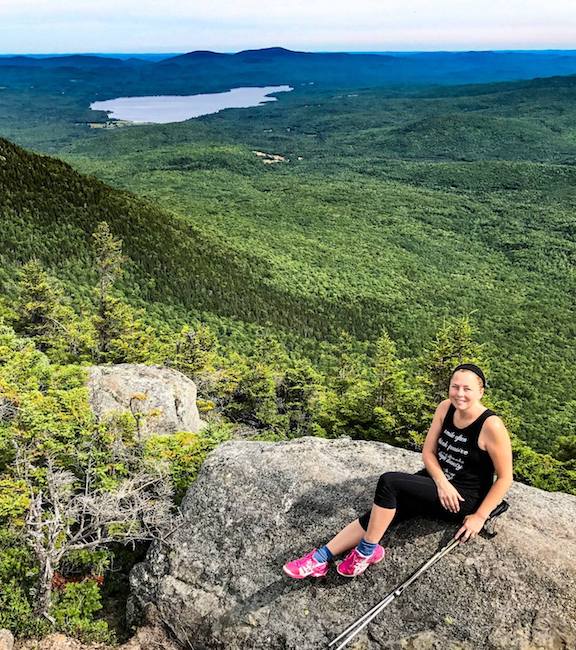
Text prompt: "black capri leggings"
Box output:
[[358, 471, 481, 531]]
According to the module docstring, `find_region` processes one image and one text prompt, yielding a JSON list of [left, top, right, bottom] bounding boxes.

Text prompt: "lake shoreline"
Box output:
[[89, 85, 293, 124]]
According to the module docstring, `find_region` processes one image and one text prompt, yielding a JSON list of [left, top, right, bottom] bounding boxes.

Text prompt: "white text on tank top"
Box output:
[[437, 428, 469, 480]]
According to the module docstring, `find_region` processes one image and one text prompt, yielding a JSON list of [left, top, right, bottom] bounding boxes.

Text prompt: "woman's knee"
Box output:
[[376, 471, 403, 492], [374, 471, 402, 508]]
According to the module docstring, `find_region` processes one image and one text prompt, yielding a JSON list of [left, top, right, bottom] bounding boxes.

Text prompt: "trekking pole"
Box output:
[[328, 500, 509, 650]]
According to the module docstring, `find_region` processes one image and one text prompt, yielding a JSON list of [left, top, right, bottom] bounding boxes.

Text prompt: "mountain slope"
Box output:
[[0, 137, 378, 339]]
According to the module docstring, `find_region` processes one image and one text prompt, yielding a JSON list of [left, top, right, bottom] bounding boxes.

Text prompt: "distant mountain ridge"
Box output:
[[2, 48, 576, 88], [0, 54, 126, 67]]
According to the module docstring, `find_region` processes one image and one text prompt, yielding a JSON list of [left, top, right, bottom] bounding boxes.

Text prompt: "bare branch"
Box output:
[[14, 443, 177, 617]]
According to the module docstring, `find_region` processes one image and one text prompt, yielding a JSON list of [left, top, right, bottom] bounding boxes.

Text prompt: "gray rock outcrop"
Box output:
[[87, 364, 205, 439], [129, 437, 576, 649]]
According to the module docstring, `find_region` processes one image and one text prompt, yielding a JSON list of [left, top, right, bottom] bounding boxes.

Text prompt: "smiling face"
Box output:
[[449, 369, 484, 412]]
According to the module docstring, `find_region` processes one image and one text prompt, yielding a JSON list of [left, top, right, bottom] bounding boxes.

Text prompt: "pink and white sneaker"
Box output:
[[283, 549, 329, 579], [336, 544, 385, 577]]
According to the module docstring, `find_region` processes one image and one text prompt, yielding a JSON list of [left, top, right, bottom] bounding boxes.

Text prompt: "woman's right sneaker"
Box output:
[[336, 544, 385, 577], [283, 549, 329, 579]]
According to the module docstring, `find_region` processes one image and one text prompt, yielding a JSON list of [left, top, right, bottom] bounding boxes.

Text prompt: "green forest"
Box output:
[[0, 52, 575, 640]]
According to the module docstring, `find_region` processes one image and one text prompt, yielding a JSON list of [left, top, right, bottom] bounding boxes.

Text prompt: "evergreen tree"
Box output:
[[373, 330, 405, 410], [422, 316, 485, 407], [172, 324, 218, 378], [331, 330, 366, 397], [224, 362, 283, 430], [250, 332, 290, 374], [315, 331, 373, 438], [90, 223, 159, 363], [551, 401, 576, 461], [277, 361, 324, 437], [92, 222, 124, 305], [371, 329, 425, 446], [91, 222, 125, 360], [13, 260, 94, 362], [14, 260, 66, 347], [95, 296, 162, 364]]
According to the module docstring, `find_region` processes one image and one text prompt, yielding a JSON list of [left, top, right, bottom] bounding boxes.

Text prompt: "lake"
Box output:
[[90, 86, 293, 124]]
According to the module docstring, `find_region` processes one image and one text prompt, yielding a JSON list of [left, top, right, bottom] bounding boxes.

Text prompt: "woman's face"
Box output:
[[449, 370, 484, 411]]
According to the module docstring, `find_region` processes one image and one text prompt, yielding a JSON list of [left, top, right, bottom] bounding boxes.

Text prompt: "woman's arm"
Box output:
[[455, 416, 513, 541], [422, 399, 464, 513]]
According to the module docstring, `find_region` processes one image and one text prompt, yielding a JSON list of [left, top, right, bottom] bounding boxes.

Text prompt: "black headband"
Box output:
[[451, 363, 486, 388]]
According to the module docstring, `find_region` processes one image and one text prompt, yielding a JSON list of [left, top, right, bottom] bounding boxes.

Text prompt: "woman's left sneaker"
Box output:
[[283, 549, 329, 579], [336, 544, 385, 577]]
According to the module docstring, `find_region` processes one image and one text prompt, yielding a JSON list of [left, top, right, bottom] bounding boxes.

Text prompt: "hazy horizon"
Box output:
[[1, 1, 575, 54], [2, 48, 576, 58]]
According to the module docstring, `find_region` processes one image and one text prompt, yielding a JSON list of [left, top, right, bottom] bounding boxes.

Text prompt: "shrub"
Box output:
[[0, 528, 47, 637], [51, 580, 113, 644], [145, 424, 232, 501]]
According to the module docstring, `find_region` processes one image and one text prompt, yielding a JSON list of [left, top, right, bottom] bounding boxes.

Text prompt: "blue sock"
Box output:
[[356, 538, 377, 557], [313, 545, 333, 563]]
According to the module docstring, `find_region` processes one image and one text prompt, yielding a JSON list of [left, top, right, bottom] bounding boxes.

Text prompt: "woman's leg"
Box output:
[[325, 519, 366, 556], [324, 506, 397, 556], [325, 471, 429, 556], [365, 504, 396, 544], [358, 471, 457, 541]]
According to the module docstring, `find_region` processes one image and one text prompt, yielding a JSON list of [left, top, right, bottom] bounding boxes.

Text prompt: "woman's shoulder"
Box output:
[[435, 399, 452, 418], [480, 412, 509, 439]]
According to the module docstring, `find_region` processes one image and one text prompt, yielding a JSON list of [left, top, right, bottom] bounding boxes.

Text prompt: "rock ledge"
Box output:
[[129, 437, 576, 649]]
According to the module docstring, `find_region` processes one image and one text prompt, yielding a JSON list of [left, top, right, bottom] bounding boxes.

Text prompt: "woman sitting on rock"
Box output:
[[283, 363, 513, 579]]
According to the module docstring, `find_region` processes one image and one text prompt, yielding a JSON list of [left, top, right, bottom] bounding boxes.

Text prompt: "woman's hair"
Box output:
[[451, 363, 486, 388]]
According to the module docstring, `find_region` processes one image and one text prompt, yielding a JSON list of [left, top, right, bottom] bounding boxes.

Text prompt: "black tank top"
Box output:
[[436, 403, 496, 497]]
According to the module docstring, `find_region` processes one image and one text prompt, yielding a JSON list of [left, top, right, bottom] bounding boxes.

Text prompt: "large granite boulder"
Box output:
[[87, 364, 205, 439], [129, 437, 576, 649]]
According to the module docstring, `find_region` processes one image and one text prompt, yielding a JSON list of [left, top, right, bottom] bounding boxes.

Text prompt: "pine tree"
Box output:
[[373, 330, 405, 409], [13, 260, 94, 361], [252, 332, 289, 370], [423, 316, 485, 407], [91, 222, 125, 360], [14, 260, 65, 347], [173, 324, 218, 378], [317, 331, 373, 439], [224, 362, 283, 430], [277, 361, 324, 437], [371, 329, 426, 447], [92, 222, 124, 305], [551, 401, 576, 461], [332, 330, 366, 397], [90, 223, 158, 363]]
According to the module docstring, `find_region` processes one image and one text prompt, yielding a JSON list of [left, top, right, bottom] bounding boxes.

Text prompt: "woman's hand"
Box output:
[[455, 513, 487, 542], [436, 480, 465, 513]]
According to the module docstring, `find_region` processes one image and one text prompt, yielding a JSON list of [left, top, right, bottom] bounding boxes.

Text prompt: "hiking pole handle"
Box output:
[[482, 500, 509, 538], [488, 500, 509, 520]]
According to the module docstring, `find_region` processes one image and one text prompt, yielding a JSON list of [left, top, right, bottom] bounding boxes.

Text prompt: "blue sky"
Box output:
[[0, 1, 574, 54]]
